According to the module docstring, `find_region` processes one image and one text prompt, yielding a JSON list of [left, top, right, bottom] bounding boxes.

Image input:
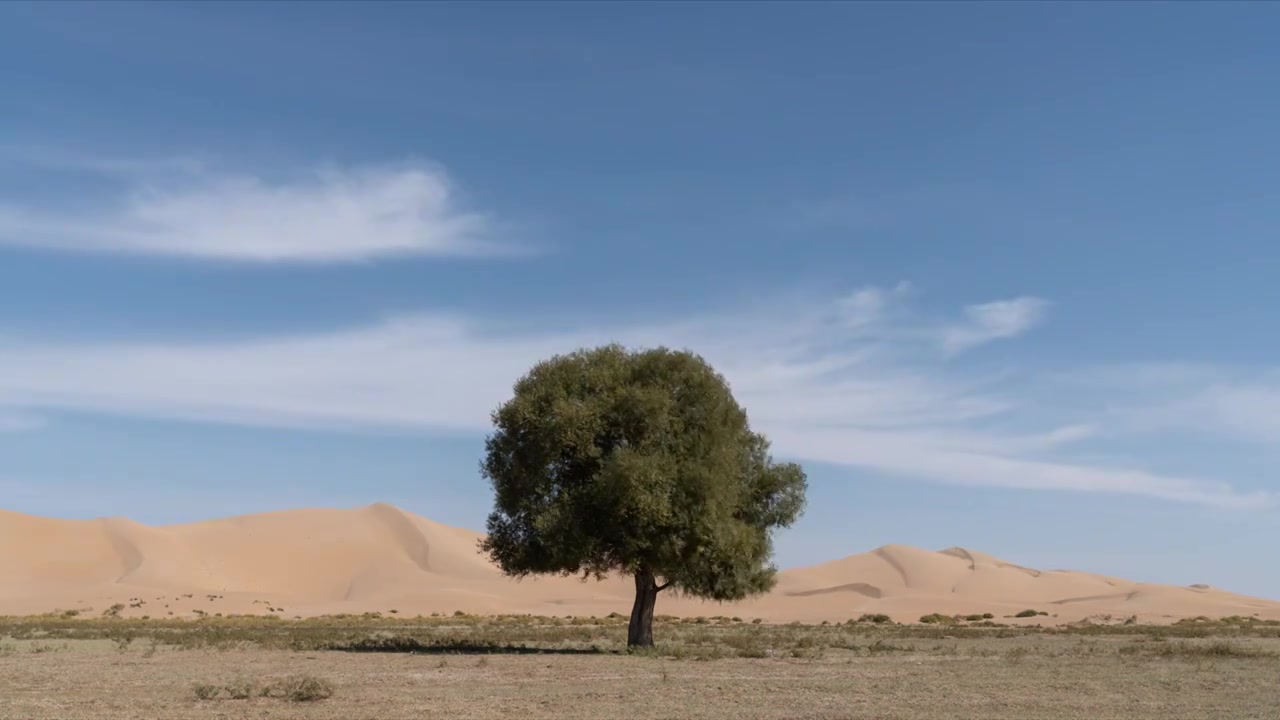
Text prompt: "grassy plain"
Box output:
[[2, 614, 1278, 719]]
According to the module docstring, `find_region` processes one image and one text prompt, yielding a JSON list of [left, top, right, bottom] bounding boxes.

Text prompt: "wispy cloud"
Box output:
[[941, 297, 1048, 355], [0, 159, 512, 262], [836, 281, 911, 329], [1064, 365, 1280, 447], [769, 426, 1265, 510], [1180, 383, 1280, 445], [0, 287, 1271, 509]]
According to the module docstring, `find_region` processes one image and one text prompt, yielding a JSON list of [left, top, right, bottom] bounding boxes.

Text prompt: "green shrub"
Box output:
[[858, 613, 893, 624], [1014, 609, 1040, 618]]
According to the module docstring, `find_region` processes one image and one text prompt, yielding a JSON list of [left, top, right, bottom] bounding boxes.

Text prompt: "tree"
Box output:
[[479, 344, 807, 647]]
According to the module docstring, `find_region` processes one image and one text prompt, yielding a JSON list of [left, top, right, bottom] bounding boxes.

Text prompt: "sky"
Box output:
[[1, 2, 1278, 598]]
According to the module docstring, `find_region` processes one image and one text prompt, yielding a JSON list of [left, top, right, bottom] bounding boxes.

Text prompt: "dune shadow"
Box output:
[[327, 637, 611, 655]]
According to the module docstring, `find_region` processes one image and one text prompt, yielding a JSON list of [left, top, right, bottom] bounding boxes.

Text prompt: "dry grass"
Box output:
[[188, 674, 333, 702], [2, 614, 1279, 718]]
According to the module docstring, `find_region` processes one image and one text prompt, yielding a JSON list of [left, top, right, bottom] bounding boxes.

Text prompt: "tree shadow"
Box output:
[[327, 637, 614, 655]]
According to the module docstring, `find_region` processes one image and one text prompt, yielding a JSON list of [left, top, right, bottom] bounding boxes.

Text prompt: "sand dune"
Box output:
[[2, 503, 1277, 624]]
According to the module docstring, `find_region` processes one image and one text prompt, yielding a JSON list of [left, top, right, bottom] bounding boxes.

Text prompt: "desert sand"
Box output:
[[2, 503, 1277, 623]]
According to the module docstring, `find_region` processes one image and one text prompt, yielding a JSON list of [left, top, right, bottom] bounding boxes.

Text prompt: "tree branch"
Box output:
[[655, 581, 672, 592]]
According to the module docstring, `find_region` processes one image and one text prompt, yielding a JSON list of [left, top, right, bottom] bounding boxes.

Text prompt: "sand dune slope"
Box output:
[[2, 504, 1276, 623]]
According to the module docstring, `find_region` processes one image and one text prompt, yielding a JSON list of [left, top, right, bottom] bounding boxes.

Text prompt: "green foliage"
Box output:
[[479, 345, 807, 602], [919, 613, 956, 625], [1015, 609, 1041, 618], [857, 613, 893, 625]]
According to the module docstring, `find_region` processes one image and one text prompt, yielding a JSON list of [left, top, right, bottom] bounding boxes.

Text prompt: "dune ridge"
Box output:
[[3, 504, 1277, 624]]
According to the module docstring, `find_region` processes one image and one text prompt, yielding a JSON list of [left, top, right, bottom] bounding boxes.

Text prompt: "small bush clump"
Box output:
[[193, 676, 334, 703], [225, 679, 255, 700], [279, 675, 335, 702], [858, 613, 894, 624]]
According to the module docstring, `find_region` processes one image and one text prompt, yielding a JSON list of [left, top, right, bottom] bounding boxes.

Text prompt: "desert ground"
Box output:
[[2, 615, 1279, 719], [3, 503, 1278, 624]]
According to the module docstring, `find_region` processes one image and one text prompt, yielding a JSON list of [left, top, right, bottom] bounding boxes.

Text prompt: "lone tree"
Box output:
[[480, 344, 807, 647]]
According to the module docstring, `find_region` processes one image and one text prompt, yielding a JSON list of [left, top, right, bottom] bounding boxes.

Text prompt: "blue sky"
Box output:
[[1, 2, 1278, 597]]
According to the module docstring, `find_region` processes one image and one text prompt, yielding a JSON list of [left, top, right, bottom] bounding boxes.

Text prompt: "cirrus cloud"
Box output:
[[0, 159, 514, 262], [0, 287, 1272, 510], [942, 297, 1048, 355]]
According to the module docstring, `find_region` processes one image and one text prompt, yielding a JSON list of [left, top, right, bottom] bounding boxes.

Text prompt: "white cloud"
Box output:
[[942, 297, 1048, 355], [1185, 384, 1280, 444], [1068, 365, 1280, 447], [836, 281, 911, 329], [0, 161, 509, 262], [0, 286, 1271, 510], [768, 426, 1269, 510]]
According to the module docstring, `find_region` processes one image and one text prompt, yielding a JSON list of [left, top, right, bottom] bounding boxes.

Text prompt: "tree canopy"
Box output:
[[480, 344, 807, 646]]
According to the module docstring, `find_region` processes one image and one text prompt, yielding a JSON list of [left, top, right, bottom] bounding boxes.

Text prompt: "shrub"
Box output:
[[225, 679, 255, 700], [275, 675, 335, 702], [1158, 640, 1276, 659], [919, 613, 954, 625], [1005, 646, 1031, 663], [111, 633, 133, 652], [1014, 609, 1040, 618], [858, 613, 893, 624], [192, 683, 220, 701], [867, 639, 914, 653]]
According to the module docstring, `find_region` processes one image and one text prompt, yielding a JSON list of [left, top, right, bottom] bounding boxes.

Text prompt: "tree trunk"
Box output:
[[627, 569, 660, 648]]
